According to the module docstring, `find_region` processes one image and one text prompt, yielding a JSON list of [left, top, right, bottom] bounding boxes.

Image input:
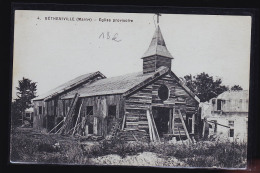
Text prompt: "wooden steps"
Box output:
[[106, 118, 122, 141], [119, 129, 149, 142]]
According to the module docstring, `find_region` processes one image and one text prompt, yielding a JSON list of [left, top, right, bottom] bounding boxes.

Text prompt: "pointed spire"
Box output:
[[142, 25, 173, 59]]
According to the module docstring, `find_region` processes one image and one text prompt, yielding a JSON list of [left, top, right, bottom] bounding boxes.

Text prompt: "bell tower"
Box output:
[[142, 14, 173, 74]]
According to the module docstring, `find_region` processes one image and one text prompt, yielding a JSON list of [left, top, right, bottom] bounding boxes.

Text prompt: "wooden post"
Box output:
[[214, 121, 217, 134], [48, 118, 65, 134], [85, 125, 89, 136], [202, 119, 205, 138], [150, 109, 160, 142], [177, 127, 184, 145], [121, 114, 126, 130], [59, 93, 79, 134], [192, 114, 195, 134], [146, 109, 153, 142], [72, 100, 83, 136], [172, 108, 175, 134], [169, 109, 172, 134], [178, 110, 192, 143]]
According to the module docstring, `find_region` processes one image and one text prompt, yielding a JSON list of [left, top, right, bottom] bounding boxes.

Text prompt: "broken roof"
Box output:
[[62, 66, 169, 99], [61, 66, 199, 103], [217, 90, 249, 100], [33, 71, 106, 101], [142, 25, 173, 59]]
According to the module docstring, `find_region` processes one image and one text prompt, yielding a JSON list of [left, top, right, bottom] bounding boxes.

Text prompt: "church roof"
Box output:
[[61, 66, 199, 103], [62, 66, 169, 99], [142, 25, 173, 59], [33, 71, 106, 101]]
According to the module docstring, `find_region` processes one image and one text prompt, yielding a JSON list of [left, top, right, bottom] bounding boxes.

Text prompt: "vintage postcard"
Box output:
[[10, 8, 251, 169]]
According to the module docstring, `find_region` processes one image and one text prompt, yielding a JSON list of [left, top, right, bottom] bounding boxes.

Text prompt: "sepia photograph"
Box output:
[[10, 8, 252, 169]]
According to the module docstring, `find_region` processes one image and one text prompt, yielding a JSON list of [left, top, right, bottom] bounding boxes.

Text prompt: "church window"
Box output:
[[158, 85, 169, 101]]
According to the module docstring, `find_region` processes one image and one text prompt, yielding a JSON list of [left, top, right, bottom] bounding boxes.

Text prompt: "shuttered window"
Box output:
[[229, 120, 234, 137], [38, 106, 43, 115], [229, 129, 234, 137], [108, 105, 116, 117], [217, 99, 222, 110]]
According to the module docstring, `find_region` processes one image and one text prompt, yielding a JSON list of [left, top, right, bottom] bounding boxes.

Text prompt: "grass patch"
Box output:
[[10, 128, 247, 168], [10, 128, 91, 164]]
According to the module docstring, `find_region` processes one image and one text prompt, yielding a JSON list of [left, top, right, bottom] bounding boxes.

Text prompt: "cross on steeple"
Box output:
[[155, 13, 161, 24], [142, 13, 173, 74]]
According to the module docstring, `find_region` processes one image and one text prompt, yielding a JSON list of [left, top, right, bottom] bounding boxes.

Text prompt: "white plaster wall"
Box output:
[[208, 113, 248, 143]]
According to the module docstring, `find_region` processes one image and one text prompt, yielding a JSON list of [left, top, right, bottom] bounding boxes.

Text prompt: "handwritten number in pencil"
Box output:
[[99, 32, 121, 42]]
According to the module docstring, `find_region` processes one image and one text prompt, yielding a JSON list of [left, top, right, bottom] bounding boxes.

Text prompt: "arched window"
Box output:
[[158, 85, 169, 101]]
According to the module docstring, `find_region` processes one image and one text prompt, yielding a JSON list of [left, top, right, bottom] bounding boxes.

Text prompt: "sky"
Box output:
[[12, 10, 252, 99]]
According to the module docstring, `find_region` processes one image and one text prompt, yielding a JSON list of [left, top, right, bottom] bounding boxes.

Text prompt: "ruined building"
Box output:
[[33, 25, 201, 142]]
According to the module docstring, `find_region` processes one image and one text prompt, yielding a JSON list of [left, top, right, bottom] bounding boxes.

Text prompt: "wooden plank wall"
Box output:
[[125, 85, 152, 130], [34, 72, 199, 139], [61, 94, 124, 136], [33, 100, 46, 130], [151, 74, 176, 107], [125, 73, 199, 135], [143, 56, 156, 74], [33, 75, 104, 131], [143, 55, 172, 74], [155, 56, 172, 70]]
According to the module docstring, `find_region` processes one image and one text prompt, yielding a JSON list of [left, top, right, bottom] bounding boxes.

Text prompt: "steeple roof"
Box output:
[[142, 25, 173, 59]]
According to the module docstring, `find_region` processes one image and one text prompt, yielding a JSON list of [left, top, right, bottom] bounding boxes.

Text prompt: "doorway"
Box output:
[[152, 107, 171, 137], [46, 115, 55, 132], [106, 105, 117, 135]]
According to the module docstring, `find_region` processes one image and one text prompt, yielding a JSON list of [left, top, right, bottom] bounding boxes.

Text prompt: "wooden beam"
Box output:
[[131, 131, 139, 142], [146, 109, 154, 142], [169, 109, 172, 134], [178, 109, 192, 143], [121, 114, 126, 130], [192, 114, 195, 134], [169, 71, 200, 103], [149, 109, 160, 142], [43, 72, 106, 101], [207, 120, 230, 128], [202, 119, 205, 138], [66, 122, 83, 135], [72, 100, 83, 136], [59, 93, 80, 134], [123, 67, 169, 97], [48, 118, 65, 134], [172, 108, 175, 134], [177, 127, 184, 145]]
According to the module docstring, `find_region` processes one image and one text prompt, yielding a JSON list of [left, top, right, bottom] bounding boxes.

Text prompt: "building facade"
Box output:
[[201, 90, 249, 142]]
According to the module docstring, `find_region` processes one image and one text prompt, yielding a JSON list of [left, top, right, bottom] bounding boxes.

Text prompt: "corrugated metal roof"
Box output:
[[33, 71, 105, 101], [142, 25, 173, 59], [62, 67, 167, 99], [217, 90, 249, 100]]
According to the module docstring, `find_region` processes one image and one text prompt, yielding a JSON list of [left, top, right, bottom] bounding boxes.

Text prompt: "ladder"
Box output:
[[106, 118, 122, 141], [59, 93, 80, 135], [177, 109, 192, 143]]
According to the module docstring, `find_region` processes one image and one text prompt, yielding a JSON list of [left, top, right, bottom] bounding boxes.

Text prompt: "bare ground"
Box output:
[[90, 152, 186, 167]]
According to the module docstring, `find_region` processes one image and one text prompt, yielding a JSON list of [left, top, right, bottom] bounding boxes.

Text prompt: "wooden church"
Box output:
[[33, 23, 201, 142]]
